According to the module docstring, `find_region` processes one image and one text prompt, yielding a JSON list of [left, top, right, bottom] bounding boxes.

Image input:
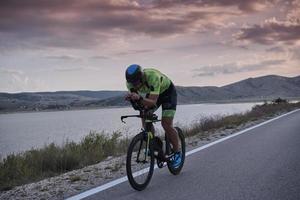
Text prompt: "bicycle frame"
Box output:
[[121, 111, 161, 162], [121, 111, 175, 163]]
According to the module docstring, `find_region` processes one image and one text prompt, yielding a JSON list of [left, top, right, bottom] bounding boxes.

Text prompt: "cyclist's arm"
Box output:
[[141, 94, 158, 108], [126, 92, 157, 108]]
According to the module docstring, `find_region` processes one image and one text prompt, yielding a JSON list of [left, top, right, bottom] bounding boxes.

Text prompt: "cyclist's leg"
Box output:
[[161, 116, 179, 152], [160, 83, 179, 152]]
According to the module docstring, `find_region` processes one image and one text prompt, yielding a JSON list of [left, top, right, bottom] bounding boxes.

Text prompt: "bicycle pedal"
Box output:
[[165, 153, 175, 162], [156, 159, 165, 168]]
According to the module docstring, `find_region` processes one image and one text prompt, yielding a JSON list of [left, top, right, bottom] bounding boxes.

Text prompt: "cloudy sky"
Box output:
[[0, 0, 299, 93]]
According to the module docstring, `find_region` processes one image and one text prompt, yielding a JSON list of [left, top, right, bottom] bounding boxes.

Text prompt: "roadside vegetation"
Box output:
[[0, 132, 130, 191], [184, 99, 300, 138], [1, 99, 300, 191]]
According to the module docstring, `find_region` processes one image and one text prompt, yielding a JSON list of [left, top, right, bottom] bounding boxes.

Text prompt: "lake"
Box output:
[[0, 102, 261, 157]]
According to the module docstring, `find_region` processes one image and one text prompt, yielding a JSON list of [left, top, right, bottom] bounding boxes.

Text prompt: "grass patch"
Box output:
[[0, 100, 299, 191], [0, 131, 130, 191], [183, 101, 300, 138]]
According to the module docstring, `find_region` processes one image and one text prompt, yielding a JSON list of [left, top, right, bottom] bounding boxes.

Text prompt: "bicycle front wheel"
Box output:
[[126, 133, 155, 191]]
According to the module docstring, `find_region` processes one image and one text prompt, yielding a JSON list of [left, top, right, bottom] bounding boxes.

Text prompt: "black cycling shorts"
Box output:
[[147, 83, 177, 118]]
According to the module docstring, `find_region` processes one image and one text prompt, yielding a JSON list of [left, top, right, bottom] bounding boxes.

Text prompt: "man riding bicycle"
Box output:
[[125, 64, 182, 168]]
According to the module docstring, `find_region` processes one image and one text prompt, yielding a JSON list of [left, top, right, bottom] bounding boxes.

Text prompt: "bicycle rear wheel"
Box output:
[[167, 127, 185, 175], [126, 132, 155, 191]]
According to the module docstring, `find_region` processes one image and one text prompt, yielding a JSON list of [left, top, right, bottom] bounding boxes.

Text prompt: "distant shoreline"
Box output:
[[2, 98, 300, 115], [0, 99, 269, 115]]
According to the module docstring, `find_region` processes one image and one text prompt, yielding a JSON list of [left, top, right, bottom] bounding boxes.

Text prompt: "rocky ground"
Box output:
[[0, 115, 275, 200]]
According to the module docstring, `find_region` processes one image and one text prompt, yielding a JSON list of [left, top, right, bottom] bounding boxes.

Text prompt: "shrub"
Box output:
[[0, 131, 130, 191]]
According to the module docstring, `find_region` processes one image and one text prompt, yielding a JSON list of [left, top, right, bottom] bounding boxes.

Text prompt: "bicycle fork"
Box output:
[[136, 131, 153, 163]]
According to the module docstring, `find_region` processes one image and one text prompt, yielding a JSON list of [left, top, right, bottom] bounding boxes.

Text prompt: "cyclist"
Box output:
[[125, 64, 181, 168]]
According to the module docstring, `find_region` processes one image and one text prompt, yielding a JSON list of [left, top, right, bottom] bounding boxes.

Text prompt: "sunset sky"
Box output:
[[0, 0, 299, 93]]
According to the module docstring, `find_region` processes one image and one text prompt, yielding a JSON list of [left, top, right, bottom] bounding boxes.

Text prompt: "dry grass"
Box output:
[[0, 131, 130, 191], [183, 101, 300, 138]]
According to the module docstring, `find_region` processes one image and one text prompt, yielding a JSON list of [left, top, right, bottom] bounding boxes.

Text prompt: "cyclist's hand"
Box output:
[[130, 93, 140, 101], [125, 93, 141, 101], [125, 93, 132, 101]]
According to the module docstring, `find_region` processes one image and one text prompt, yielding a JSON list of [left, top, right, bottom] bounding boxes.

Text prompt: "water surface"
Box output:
[[0, 103, 260, 157]]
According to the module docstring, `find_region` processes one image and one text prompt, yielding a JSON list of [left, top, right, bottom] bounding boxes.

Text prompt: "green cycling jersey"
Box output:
[[126, 68, 171, 95]]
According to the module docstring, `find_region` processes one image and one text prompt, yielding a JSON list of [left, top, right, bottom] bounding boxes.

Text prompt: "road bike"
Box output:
[[121, 106, 185, 191]]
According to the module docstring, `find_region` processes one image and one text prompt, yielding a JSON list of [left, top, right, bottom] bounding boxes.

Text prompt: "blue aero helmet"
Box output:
[[125, 64, 143, 85]]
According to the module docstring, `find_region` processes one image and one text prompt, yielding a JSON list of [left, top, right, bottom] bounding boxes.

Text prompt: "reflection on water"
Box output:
[[0, 102, 261, 157]]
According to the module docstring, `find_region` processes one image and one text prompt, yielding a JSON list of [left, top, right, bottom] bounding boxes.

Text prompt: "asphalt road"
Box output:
[[83, 110, 300, 200]]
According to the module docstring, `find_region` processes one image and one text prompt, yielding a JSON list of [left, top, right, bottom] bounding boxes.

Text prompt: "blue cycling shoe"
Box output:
[[171, 152, 182, 168]]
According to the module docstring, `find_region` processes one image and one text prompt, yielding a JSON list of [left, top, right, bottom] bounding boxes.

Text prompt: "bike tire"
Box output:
[[126, 133, 155, 191], [167, 127, 186, 175]]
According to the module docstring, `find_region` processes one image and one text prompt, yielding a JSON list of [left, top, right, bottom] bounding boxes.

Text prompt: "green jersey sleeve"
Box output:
[[148, 73, 161, 95]]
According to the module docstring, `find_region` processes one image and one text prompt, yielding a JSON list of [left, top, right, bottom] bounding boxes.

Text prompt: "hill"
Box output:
[[0, 75, 299, 112]]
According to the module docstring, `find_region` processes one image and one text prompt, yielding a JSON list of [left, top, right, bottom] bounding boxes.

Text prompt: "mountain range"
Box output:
[[1, 75, 299, 113]]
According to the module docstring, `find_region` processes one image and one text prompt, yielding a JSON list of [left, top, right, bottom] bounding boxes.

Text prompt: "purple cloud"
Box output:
[[235, 19, 300, 45], [154, 0, 277, 12], [235, 0, 300, 45], [193, 59, 286, 77], [0, 0, 281, 50]]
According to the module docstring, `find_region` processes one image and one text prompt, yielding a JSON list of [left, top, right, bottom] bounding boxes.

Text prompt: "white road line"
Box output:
[[66, 109, 300, 200]]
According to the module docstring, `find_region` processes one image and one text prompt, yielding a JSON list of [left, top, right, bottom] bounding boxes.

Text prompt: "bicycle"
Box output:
[[121, 105, 185, 191]]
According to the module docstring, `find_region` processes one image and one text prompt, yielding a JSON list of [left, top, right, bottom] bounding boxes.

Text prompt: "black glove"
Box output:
[[130, 99, 143, 111]]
